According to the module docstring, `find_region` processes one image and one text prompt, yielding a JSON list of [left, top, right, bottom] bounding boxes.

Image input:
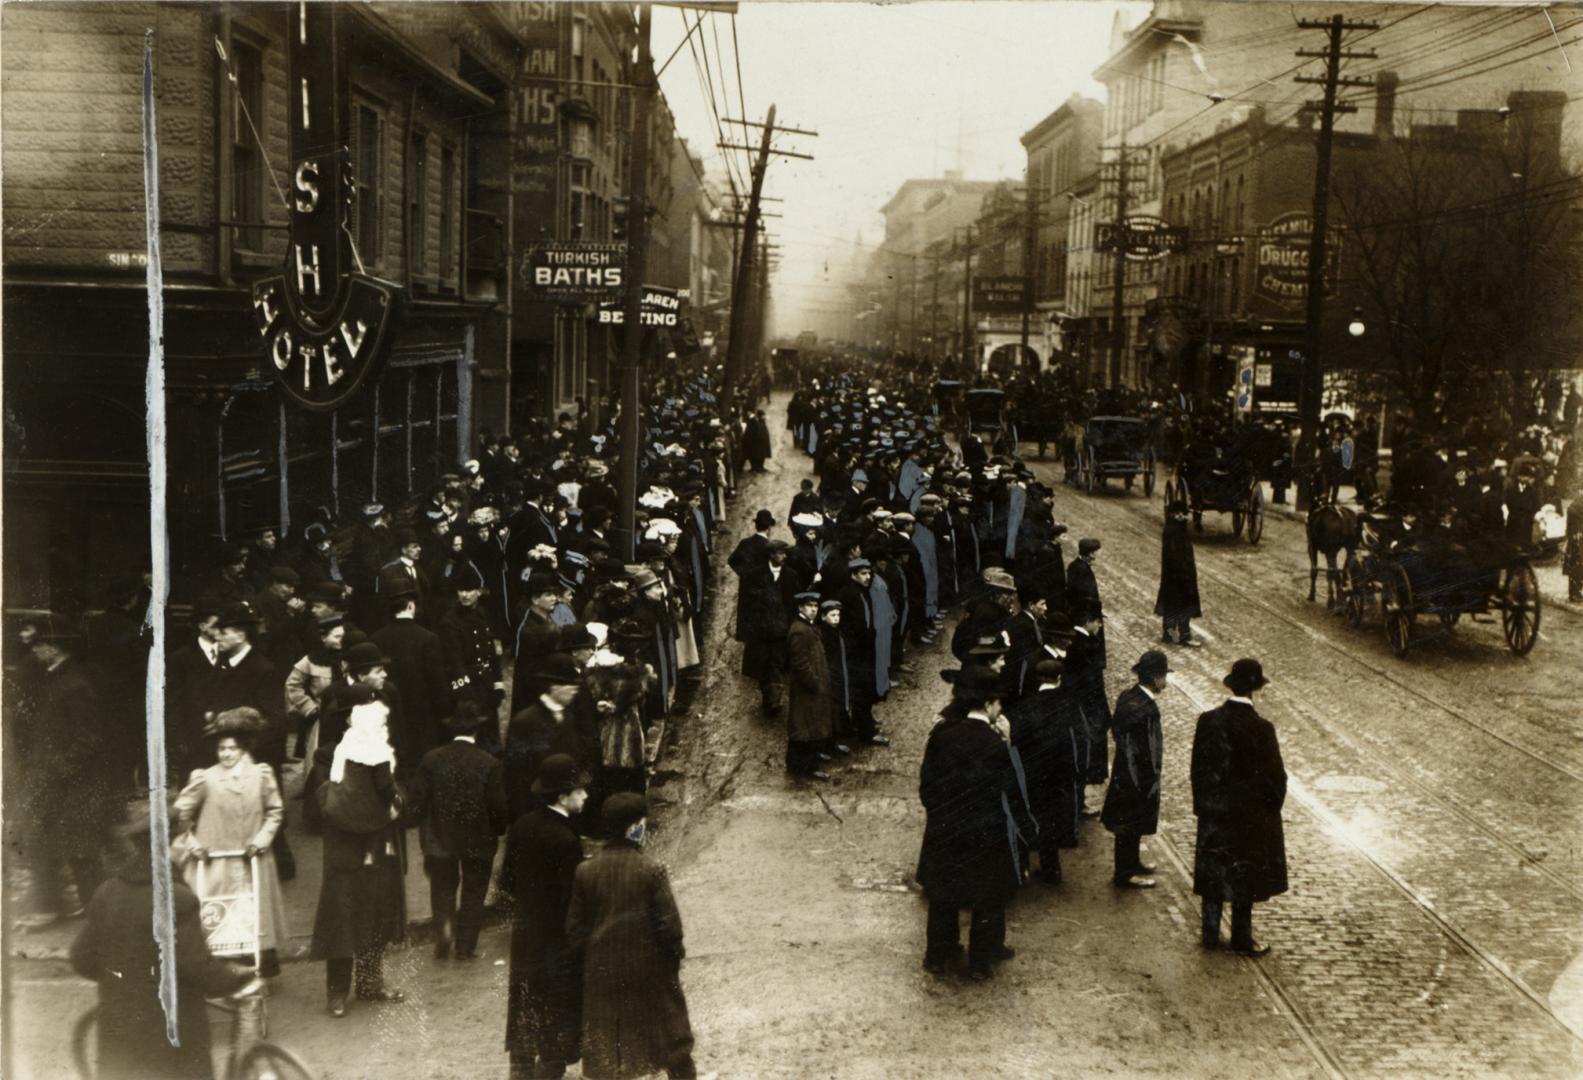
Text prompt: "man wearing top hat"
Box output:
[[1103, 650, 1171, 889], [410, 701, 508, 962], [1191, 658, 1288, 955], [505, 655, 588, 823], [374, 583, 455, 764], [504, 753, 591, 1080]]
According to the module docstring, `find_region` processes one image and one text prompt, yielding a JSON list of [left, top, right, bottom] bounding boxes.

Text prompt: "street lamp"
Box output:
[[1347, 306, 1366, 338]]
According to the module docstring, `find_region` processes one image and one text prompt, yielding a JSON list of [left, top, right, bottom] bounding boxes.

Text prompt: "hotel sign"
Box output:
[[251, 5, 395, 411]]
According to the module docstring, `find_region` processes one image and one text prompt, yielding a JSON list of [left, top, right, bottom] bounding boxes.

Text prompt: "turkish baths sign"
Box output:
[[1254, 212, 1341, 308], [523, 242, 627, 299], [252, 5, 394, 411]]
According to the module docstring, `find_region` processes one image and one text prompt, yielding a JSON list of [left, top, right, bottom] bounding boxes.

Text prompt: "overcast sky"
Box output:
[[651, 0, 1150, 335]]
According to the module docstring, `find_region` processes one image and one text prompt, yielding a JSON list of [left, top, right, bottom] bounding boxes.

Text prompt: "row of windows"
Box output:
[[227, 32, 461, 286], [1167, 256, 1244, 315], [1165, 172, 1247, 236], [1106, 52, 1168, 136]]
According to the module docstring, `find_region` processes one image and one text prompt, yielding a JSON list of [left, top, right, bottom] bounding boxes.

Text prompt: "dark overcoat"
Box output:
[[786, 617, 834, 744], [505, 703, 587, 823], [1065, 556, 1102, 622], [567, 841, 695, 1080], [1063, 628, 1111, 782], [1007, 686, 1081, 848], [1101, 685, 1164, 836], [503, 804, 586, 1062], [915, 714, 1034, 908], [410, 738, 508, 861], [512, 610, 561, 705], [734, 563, 791, 645], [309, 761, 408, 959], [192, 647, 286, 770], [72, 865, 251, 1080], [1191, 700, 1289, 903], [835, 581, 878, 707], [373, 618, 454, 765], [1154, 520, 1202, 620]]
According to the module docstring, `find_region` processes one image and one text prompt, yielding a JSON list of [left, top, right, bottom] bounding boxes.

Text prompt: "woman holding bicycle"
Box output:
[[173, 707, 290, 980]]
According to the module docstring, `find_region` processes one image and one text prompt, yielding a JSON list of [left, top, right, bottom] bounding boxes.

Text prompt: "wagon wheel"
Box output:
[[1144, 452, 1157, 497], [1384, 564, 1414, 658], [1501, 561, 1541, 656], [1246, 483, 1266, 544], [1084, 448, 1096, 496], [1342, 551, 1367, 628]]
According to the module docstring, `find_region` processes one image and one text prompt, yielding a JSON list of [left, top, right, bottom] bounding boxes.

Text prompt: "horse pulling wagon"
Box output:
[[1340, 519, 1541, 658], [1168, 444, 1265, 543], [1068, 416, 1156, 497]]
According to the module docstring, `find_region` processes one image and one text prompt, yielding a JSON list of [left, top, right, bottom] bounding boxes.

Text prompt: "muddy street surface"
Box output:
[[10, 391, 1581, 1079]]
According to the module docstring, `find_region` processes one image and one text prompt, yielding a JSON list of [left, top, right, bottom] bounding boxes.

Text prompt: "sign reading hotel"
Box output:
[[524, 242, 628, 299], [252, 5, 394, 411], [1254, 212, 1341, 308]]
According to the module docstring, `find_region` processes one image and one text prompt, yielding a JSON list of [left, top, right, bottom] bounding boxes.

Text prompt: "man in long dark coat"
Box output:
[[373, 590, 455, 768], [916, 665, 1036, 981], [1065, 537, 1106, 665], [1155, 501, 1202, 646], [1064, 612, 1111, 791], [504, 656, 587, 823], [503, 754, 590, 1080], [1006, 657, 1079, 885], [1102, 650, 1169, 888], [742, 409, 772, 472], [568, 793, 697, 1080], [1192, 658, 1287, 956], [834, 560, 884, 745], [735, 541, 793, 717], [786, 592, 836, 781]]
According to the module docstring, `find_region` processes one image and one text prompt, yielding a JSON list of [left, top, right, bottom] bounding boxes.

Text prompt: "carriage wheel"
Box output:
[[1385, 565, 1414, 658], [1144, 454, 1157, 497], [1502, 562, 1541, 656], [1246, 484, 1266, 544], [1342, 552, 1367, 628]]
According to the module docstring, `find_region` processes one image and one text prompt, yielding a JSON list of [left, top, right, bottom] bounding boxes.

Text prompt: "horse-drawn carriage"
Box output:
[[1340, 517, 1541, 658], [1167, 442, 1266, 543], [1067, 415, 1156, 497], [962, 387, 1015, 452]]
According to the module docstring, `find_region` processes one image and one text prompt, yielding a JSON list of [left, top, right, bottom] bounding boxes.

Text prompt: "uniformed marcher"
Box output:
[[1102, 650, 1170, 888], [1192, 658, 1288, 955]]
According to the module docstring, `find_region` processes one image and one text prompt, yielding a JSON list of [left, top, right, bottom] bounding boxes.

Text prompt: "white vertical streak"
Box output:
[[141, 28, 180, 1046]]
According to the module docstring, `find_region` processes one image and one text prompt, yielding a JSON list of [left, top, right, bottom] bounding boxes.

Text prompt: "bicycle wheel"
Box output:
[[230, 1040, 316, 1080]]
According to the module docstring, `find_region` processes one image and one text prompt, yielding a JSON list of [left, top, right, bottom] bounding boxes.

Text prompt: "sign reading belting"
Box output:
[[251, 5, 394, 412]]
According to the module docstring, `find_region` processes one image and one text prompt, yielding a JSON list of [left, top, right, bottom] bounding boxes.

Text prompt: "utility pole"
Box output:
[[909, 253, 919, 354], [930, 253, 941, 361], [721, 104, 776, 405], [959, 226, 975, 376], [1294, 13, 1376, 510], [613, 3, 653, 562], [1020, 179, 1038, 364], [1107, 142, 1130, 390]]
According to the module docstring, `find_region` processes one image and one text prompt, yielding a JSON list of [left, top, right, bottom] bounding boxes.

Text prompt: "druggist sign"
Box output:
[[522, 242, 627, 300], [251, 5, 395, 412], [597, 285, 682, 328], [1254, 212, 1341, 307]]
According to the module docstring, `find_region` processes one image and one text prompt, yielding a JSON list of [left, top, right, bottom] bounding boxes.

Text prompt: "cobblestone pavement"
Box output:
[[1023, 453, 1583, 1077]]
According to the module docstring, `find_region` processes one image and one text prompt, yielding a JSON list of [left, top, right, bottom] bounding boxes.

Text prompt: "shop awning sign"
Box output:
[[524, 242, 627, 299], [253, 5, 394, 412], [1096, 216, 1188, 261], [972, 276, 1031, 315], [597, 285, 681, 327]]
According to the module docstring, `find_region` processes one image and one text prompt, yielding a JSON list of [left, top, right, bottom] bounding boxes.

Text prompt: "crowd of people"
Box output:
[[12, 358, 774, 1079]]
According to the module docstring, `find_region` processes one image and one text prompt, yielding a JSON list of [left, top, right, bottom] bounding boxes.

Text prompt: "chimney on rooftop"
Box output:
[[1374, 71, 1398, 136]]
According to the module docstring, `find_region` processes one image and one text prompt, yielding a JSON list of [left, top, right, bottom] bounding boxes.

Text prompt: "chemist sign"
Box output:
[[251, 5, 395, 412], [523, 242, 627, 300], [1254, 212, 1341, 307]]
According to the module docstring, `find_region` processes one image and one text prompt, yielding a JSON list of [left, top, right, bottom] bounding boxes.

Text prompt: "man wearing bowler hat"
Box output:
[[1192, 658, 1288, 955], [410, 701, 507, 961], [728, 509, 778, 577], [504, 754, 590, 1080], [374, 582, 454, 763], [505, 654, 587, 822], [568, 792, 697, 1080], [1103, 650, 1171, 888]]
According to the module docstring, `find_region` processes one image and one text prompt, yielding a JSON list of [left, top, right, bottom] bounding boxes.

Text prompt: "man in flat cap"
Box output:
[[1192, 658, 1287, 955], [786, 592, 836, 781], [1103, 650, 1171, 889]]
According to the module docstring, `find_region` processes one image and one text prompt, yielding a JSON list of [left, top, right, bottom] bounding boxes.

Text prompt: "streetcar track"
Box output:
[[1094, 554, 1583, 903], [1051, 468, 1583, 787], [1100, 611, 1583, 1049]]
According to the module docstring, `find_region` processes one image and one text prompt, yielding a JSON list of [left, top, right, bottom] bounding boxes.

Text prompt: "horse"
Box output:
[[1307, 493, 1361, 607]]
